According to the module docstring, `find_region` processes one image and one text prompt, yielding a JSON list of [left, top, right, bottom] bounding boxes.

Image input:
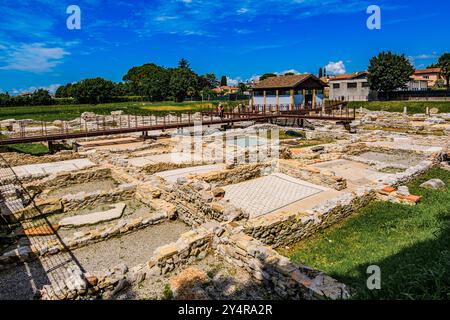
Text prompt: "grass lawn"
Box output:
[[279, 168, 450, 299], [349, 101, 450, 114], [0, 143, 50, 156], [0, 100, 244, 122]]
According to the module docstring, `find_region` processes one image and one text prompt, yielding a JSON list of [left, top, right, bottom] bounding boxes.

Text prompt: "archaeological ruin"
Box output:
[[0, 107, 449, 300]]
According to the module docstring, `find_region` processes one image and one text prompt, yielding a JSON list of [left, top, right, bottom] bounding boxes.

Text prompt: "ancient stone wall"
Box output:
[[277, 159, 347, 190], [38, 221, 349, 300], [39, 225, 215, 300], [0, 150, 82, 168], [243, 187, 376, 248], [162, 179, 246, 227], [190, 163, 272, 187], [26, 167, 113, 193], [215, 225, 350, 300], [13, 183, 137, 222]]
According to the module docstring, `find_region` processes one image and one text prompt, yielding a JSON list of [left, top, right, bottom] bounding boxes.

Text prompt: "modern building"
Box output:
[[412, 68, 445, 87], [328, 72, 375, 101], [329, 71, 429, 101], [250, 74, 327, 109]]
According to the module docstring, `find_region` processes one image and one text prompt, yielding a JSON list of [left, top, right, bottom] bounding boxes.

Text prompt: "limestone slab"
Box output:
[[154, 164, 226, 183], [59, 203, 126, 227]]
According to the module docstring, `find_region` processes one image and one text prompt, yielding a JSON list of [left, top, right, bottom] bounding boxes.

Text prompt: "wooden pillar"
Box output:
[[263, 90, 267, 113], [276, 90, 279, 108], [47, 141, 55, 154], [312, 89, 316, 109], [290, 89, 294, 110], [302, 89, 306, 108], [250, 91, 254, 109]]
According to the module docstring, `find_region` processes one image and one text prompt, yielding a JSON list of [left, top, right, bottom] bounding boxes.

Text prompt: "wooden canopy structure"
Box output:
[[250, 74, 328, 109]]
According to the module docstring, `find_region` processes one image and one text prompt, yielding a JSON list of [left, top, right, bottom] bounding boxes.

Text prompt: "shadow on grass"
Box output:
[[336, 211, 450, 299]]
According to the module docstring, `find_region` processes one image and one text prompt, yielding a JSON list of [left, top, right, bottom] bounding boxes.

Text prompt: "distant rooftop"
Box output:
[[252, 74, 325, 89]]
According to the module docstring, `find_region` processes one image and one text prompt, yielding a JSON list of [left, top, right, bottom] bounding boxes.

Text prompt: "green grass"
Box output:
[[279, 168, 450, 299], [0, 143, 50, 156], [349, 101, 450, 114], [0, 100, 245, 122]]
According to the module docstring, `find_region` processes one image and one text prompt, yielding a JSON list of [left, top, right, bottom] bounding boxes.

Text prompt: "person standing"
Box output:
[[218, 103, 225, 119]]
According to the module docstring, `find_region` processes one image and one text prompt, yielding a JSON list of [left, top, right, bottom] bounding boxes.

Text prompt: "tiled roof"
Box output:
[[329, 71, 368, 81], [252, 74, 315, 89], [414, 68, 441, 75]]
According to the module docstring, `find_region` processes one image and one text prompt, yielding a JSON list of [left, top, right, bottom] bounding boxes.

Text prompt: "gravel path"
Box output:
[[70, 220, 190, 274]]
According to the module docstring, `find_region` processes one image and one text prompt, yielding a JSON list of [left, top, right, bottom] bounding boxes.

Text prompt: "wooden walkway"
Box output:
[[0, 103, 354, 146]]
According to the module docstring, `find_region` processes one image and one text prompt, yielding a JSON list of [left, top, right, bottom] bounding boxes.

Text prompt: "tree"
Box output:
[[178, 58, 190, 69], [323, 67, 327, 78], [123, 63, 171, 99], [220, 75, 228, 86], [437, 53, 450, 90], [72, 78, 116, 104], [368, 51, 414, 96], [201, 73, 219, 88], [170, 67, 198, 102], [260, 73, 277, 81], [0, 92, 11, 106], [238, 82, 248, 93], [318, 67, 323, 78], [30, 89, 52, 105], [284, 72, 295, 76]]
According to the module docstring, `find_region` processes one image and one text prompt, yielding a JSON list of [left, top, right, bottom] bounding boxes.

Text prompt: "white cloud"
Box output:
[[325, 61, 346, 75], [237, 7, 249, 15], [0, 43, 69, 73], [226, 77, 241, 86], [12, 84, 61, 95]]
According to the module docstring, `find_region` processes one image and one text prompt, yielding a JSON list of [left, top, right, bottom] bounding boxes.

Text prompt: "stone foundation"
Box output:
[[243, 187, 376, 248]]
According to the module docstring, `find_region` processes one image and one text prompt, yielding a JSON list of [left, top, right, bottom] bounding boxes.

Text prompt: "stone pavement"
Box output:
[[59, 203, 126, 227], [312, 159, 392, 188], [12, 159, 95, 178], [127, 152, 204, 168], [154, 164, 226, 183], [223, 173, 325, 218]]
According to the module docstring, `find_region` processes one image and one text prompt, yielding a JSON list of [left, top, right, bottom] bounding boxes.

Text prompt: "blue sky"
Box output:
[[0, 0, 449, 94]]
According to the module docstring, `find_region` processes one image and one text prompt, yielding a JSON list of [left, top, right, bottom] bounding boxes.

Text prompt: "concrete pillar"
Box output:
[[276, 90, 280, 107]]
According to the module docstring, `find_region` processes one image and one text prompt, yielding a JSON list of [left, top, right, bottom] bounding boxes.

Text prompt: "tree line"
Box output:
[[0, 59, 245, 106]]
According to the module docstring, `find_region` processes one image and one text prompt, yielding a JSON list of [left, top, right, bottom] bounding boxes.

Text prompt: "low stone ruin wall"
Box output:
[[277, 159, 347, 190], [216, 224, 349, 300], [0, 150, 82, 168], [162, 178, 246, 227], [243, 187, 376, 248], [39, 224, 215, 300], [0, 210, 168, 268], [190, 163, 273, 187], [39, 221, 349, 300], [25, 167, 114, 194], [12, 183, 137, 222]]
